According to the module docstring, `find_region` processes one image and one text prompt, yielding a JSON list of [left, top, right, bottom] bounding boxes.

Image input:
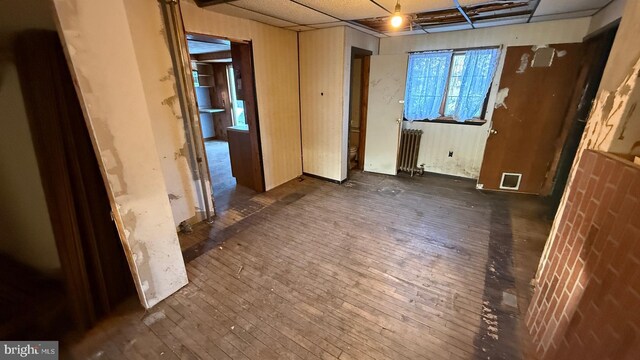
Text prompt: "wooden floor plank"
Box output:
[[66, 171, 551, 360]]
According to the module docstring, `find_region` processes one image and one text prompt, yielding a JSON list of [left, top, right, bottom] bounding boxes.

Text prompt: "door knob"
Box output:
[[490, 129, 498, 135]]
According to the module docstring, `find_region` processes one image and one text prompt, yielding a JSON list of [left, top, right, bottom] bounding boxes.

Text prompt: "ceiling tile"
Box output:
[[187, 39, 230, 54], [233, 0, 337, 24], [295, 0, 388, 20], [533, 0, 611, 16], [206, 3, 296, 27]]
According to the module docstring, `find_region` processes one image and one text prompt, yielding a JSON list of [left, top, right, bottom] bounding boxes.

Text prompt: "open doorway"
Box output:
[[347, 48, 372, 174], [186, 34, 264, 213]]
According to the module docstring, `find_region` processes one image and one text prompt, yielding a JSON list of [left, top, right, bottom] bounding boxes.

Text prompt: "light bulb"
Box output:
[[391, 14, 403, 28]]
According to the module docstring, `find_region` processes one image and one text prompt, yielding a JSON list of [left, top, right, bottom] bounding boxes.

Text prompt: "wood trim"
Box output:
[[231, 41, 265, 192], [358, 55, 371, 171]]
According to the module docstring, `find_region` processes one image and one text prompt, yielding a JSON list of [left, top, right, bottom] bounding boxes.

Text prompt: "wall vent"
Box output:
[[500, 173, 522, 190]]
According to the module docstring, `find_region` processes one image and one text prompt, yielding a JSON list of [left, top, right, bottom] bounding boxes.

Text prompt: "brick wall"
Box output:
[[526, 150, 640, 360]]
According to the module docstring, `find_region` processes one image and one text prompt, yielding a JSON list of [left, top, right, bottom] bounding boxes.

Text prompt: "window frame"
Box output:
[[406, 46, 500, 125]]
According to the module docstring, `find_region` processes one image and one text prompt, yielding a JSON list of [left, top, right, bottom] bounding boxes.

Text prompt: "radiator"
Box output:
[[398, 129, 424, 176]]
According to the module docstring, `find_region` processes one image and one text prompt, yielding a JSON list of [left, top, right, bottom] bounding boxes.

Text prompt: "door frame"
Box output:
[[185, 32, 266, 205], [348, 47, 373, 172]]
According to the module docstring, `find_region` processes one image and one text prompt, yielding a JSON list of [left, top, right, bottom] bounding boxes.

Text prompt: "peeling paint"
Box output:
[[516, 53, 529, 74], [494, 88, 510, 109], [168, 193, 181, 201]]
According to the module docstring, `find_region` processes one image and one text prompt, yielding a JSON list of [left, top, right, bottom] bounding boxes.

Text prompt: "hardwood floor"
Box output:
[[68, 171, 552, 360]]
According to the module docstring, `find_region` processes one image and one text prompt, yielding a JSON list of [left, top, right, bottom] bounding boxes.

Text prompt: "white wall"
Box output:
[[379, 18, 591, 178], [181, 0, 302, 191], [123, 0, 205, 227], [0, 0, 60, 274], [53, 0, 188, 308]]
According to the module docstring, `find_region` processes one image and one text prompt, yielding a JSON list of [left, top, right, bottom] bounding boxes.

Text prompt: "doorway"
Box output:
[[186, 34, 264, 213], [348, 48, 372, 173]]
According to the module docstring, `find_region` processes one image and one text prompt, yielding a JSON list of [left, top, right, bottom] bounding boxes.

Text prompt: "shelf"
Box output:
[[195, 85, 213, 88], [199, 108, 225, 114], [197, 73, 213, 77]]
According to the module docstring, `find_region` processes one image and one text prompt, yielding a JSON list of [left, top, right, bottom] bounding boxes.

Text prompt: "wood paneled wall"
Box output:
[[299, 27, 346, 181], [181, 1, 302, 191], [299, 26, 378, 181], [380, 18, 591, 179]]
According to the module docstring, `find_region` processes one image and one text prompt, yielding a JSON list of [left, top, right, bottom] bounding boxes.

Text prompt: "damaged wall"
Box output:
[[181, 0, 302, 191], [530, 0, 640, 357], [53, 0, 188, 308], [122, 0, 207, 227], [379, 18, 590, 178]]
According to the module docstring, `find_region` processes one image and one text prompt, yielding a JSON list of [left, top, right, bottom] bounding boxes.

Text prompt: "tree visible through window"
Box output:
[[404, 48, 500, 122]]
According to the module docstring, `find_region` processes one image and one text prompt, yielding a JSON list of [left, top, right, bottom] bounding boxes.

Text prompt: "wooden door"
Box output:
[[230, 42, 265, 192], [478, 44, 583, 194], [363, 54, 408, 175]]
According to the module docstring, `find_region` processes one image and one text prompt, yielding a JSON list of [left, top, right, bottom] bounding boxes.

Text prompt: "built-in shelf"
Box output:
[[199, 108, 225, 114]]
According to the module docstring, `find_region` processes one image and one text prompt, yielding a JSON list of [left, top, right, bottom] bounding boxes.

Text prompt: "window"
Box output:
[[226, 65, 246, 126], [404, 48, 500, 122]]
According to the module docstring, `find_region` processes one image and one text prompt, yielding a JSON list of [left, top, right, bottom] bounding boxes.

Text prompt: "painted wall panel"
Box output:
[[379, 18, 590, 179], [123, 0, 203, 227], [364, 54, 408, 175], [299, 27, 345, 181], [53, 0, 188, 308], [181, 0, 302, 191]]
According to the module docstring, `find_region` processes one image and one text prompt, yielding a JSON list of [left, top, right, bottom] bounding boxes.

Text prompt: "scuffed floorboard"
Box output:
[[68, 171, 551, 359]]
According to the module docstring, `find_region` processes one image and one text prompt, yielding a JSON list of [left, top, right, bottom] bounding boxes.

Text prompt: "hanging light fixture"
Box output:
[[390, 1, 403, 28]]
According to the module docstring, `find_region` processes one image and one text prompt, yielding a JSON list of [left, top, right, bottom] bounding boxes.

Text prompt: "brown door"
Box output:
[[478, 44, 584, 194], [230, 41, 265, 192]]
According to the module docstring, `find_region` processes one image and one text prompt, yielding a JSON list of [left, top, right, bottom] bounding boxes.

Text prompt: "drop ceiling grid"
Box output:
[[208, 3, 296, 27], [295, 0, 388, 20], [233, 0, 337, 25]]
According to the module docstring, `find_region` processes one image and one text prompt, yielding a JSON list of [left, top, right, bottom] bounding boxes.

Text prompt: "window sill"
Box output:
[[403, 117, 487, 126]]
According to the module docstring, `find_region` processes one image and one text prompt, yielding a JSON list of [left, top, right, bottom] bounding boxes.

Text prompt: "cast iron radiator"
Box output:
[[398, 129, 424, 176]]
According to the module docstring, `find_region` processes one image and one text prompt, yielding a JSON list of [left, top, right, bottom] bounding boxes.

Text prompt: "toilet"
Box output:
[[349, 145, 358, 169]]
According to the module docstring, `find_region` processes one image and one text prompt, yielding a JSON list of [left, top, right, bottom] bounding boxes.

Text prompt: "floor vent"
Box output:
[[398, 129, 424, 176], [500, 172, 522, 190]]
